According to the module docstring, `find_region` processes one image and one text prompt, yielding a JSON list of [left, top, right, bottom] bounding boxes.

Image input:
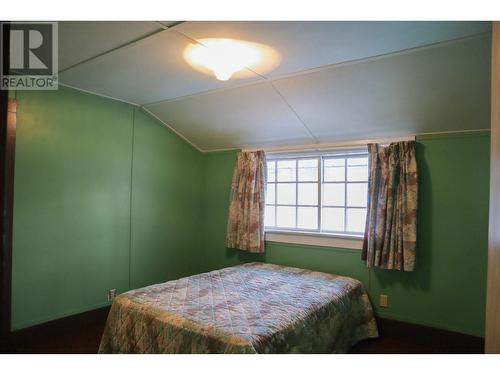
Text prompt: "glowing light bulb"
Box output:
[[184, 38, 264, 81], [213, 68, 233, 81]]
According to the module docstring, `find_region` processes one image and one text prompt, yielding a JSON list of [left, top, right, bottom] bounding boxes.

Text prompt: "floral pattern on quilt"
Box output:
[[99, 262, 378, 354]]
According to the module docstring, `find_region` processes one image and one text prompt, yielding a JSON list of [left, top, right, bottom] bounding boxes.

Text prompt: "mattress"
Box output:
[[99, 262, 378, 353]]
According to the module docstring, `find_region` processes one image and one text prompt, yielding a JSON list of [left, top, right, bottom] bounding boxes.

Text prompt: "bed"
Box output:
[[99, 262, 378, 353]]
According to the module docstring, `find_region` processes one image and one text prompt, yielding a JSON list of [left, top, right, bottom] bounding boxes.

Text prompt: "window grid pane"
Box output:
[[267, 160, 276, 182], [265, 205, 275, 227], [347, 157, 369, 182], [277, 159, 296, 182], [346, 182, 368, 207], [277, 183, 296, 205], [298, 158, 319, 181], [297, 207, 318, 230], [276, 206, 296, 228], [346, 208, 367, 233], [265, 152, 368, 235], [266, 183, 276, 205], [298, 182, 318, 205], [323, 182, 345, 206], [323, 157, 345, 182], [322, 207, 345, 232]]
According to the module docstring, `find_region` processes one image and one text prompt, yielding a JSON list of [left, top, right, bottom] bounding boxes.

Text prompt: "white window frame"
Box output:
[[264, 148, 369, 249]]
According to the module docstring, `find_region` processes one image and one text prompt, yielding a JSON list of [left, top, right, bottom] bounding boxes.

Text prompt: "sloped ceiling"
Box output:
[[58, 21, 492, 151]]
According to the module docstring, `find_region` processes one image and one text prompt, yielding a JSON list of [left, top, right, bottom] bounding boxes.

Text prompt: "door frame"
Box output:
[[485, 21, 500, 353], [0, 21, 15, 339]]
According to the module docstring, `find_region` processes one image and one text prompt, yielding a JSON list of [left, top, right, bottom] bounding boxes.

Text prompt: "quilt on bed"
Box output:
[[99, 262, 378, 354]]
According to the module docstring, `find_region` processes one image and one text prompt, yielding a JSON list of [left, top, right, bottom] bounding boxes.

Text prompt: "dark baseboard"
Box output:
[[0, 306, 110, 354], [0, 306, 486, 354]]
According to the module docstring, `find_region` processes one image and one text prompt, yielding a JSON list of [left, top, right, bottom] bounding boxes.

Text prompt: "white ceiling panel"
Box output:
[[272, 34, 491, 142], [58, 21, 164, 71], [145, 82, 314, 151], [59, 30, 263, 105], [56, 21, 492, 150], [176, 21, 491, 78]]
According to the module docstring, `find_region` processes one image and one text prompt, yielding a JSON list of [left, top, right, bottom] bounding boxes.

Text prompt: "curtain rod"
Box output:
[[242, 135, 416, 154]]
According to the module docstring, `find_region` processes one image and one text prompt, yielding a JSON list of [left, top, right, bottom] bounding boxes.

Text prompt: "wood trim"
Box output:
[[0, 22, 15, 343], [485, 22, 500, 353]]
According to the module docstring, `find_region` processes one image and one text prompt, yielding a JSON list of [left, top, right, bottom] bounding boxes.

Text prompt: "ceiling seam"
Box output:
[[170, 29, 205, 45], [251, 31, 491, 84], [140, 31, 491, 107], [140, 106, 205, 153], [267, 81, 318, 143], [143, 78, 268, 107], [58, 29, 167, 73], [59, 21, 186, 74], [58, 82, 141, 106], [155, 21, 185, 29], [57, 81, 207, 151], [240, 62, 318, 143], [154, 22, 170, 30]]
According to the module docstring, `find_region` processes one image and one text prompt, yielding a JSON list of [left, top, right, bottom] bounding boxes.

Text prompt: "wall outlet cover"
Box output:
[[379, 294, 389, 308], [108, 289, 117, 302]]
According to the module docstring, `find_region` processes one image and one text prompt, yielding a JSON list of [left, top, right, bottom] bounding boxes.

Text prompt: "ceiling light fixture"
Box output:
[[184, 38, 280, 81]]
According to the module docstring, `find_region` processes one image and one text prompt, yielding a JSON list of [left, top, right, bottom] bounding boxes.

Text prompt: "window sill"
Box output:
[[265, 230, 363, 250]]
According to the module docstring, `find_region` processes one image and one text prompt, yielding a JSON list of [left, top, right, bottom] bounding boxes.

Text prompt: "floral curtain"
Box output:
[[361, 141, 418, 271], [226, 151, 267, 253]]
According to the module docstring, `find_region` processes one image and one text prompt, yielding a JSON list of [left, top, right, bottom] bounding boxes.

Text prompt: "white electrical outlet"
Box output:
[[108, 289, 117, 302], [379, 294, 389, 308]]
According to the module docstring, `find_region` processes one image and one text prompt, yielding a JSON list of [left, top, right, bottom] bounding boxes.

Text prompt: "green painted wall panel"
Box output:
[[11, 87, 205, 330], [12, 88, 134, 329], [130, 110, 203, 289], [200, 132, 490, 337], [370, 132, 490, 337]]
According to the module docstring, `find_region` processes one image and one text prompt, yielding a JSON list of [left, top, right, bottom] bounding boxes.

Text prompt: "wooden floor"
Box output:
[[0, 307, 485, 354], [350, 318, 484, 354]]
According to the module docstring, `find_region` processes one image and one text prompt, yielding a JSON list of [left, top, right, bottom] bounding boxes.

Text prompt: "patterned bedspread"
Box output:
[[99, 262, 378, 353]]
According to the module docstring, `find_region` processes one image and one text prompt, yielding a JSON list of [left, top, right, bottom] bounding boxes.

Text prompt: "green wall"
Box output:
[[200, 132, 490, 337], [11, 87, 203, 330], [130, 110, 203, 289], [370, 132, 490, 336], [10, 86, 491, 338], [200, 151, 265, 271]]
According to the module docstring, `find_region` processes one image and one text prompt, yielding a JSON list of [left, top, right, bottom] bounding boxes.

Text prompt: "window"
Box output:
[[265, 150, 368, 237]]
